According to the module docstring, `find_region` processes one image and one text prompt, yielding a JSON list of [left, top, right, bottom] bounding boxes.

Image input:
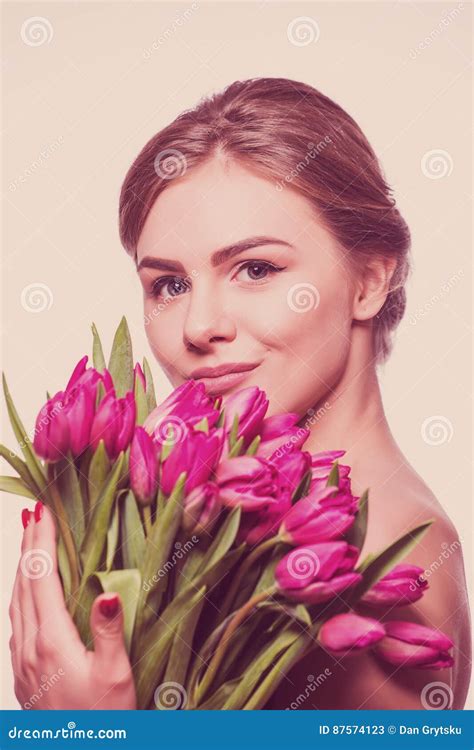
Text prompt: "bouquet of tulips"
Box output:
[[1, 317, 454, 709]]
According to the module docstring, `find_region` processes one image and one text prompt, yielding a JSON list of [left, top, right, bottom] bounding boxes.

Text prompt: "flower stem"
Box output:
[[143, 505, 152, 536], [47, 464, 80, 608], [220, 535, 281, 619], [194, 586, 276, 706]]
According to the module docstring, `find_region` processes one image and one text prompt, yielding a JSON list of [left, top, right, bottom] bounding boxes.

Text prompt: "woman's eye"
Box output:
[[234, 261, 284, 283], [150, 277, 190, 300]]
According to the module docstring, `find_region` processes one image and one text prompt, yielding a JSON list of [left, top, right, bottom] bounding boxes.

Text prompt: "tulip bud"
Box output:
[[65, 385, 95, 458], [318, 612, 386, 656], [373, 620, 454, 669], [130, 426, 159, 505], [33, 391, 70, 462], [360, 564, 428, 607], [222, 387, 269, 447], [182, 482, 221, 535]]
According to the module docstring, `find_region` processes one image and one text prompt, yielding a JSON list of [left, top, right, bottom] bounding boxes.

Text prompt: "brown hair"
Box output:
[[119, 77, 411, 364]]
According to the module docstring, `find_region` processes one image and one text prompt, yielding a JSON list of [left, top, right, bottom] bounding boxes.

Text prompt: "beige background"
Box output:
[[1, 0, 472, 709]]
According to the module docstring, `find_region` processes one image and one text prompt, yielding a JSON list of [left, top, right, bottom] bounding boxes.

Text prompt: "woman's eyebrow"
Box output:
[[136, 236, 293, 273]]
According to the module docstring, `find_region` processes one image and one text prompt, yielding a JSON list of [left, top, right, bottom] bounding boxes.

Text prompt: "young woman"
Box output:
[[10, 77, 471, 710]]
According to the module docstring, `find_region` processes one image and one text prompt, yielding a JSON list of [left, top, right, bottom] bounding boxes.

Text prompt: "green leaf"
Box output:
[[142, 357, 157, 412], [79, 453, 125, 580], [197, 506, 241, 575], [135, 473, 186, 635], [91, 322, 106, 372], [195, 678, 243, 710], [246, 435, 261, 456], [88, 441, 110, 510], [348, 519, 435, 604], [108, 317, 134, 398], [220, 626, 303, 710], [345, 489, 369, 550], [134, 584, 206, 709], [242, 630, 310, 710], [326, 460, 340, 487], [291, 468, 312, 504], [193, 416, 209, 434], [228, 435, 244, 458], [121, 490, 146, 569], [57, 535, 72, 601], [228, 413, 239, 449], [163, 585, 207, 689], [94, 569, 141, 654], [106, 496, 121, 571], [2, 373, 47, 494], [55, 456, 85, 553], [0, 444, 40, 495], [134, 368, 149, 425], [0, 476, 36, 499]]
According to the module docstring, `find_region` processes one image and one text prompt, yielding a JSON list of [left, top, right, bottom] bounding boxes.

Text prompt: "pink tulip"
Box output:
[[257, 413, 310, 459], [373, 621, 454, 669], [144, 380, 221, 439], [160, 426, 224, 496], [182, 482, 221, 535], [310, 451, 352, 495], [275, 541, 362, 605], [222, 386, 269, 447], [65, 355, 103, 398], [271, 450, 312, 497], [215, 455, 282, 511], [360, 564, 429, 607], [318, 612, 386, 655], [64, 385, 96, 458], [33, 391, 70, 462], [280, 485, 356, 545], [129, 426, 159, 505], [90, 391, 136, 459], [237, 490, 292, 546]]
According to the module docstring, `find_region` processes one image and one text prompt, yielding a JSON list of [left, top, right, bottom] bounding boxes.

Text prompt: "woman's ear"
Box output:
[[352, 256, 397, 321]]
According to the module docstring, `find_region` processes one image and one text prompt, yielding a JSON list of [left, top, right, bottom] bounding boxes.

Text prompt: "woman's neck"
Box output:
[[300, 334, 404, 494]]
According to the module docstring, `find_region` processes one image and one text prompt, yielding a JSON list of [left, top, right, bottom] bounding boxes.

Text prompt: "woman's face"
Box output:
[[136, 157, 356, 418]]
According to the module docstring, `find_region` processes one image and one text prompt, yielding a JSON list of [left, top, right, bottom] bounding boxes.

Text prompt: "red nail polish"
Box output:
[[21, 509, 31, 529], [34, 501, 44, 522], [99, 595, 119, 618]]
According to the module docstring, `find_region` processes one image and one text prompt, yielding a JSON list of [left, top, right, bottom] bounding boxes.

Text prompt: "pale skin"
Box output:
[[10, 155, 471, 709]]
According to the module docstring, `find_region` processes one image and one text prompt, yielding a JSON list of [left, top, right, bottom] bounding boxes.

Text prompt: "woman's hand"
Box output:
[[9, 501, 137, 710]]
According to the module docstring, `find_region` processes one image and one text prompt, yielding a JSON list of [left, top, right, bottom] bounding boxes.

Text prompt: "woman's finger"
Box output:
[[29, 502, 84, 653], [17, 508, 39, 670]]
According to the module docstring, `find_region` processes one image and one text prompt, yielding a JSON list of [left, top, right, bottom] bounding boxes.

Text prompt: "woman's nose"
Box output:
[[182, 285, 236, 350]]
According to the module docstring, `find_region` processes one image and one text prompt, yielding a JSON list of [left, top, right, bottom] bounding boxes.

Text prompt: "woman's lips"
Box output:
[[194, 368, 257, 395]]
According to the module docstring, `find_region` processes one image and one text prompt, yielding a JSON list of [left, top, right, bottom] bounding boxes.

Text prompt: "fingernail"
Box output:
[[21, 509, 32, 529], [34, 501, 44, 522], [99, 594, 119, 618]]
